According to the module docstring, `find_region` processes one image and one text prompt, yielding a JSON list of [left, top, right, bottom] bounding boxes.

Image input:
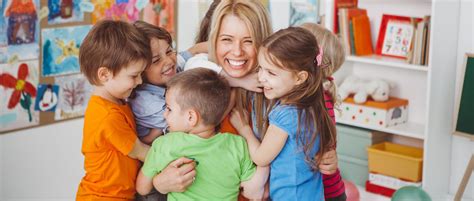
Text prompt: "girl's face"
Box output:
[[257, 50, 301, 102], [144, 38, 177, 86], [215, 15, 257, 78]]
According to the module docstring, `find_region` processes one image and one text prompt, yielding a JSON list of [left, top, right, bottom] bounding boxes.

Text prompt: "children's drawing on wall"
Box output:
[[41, 25, 91, 77], [143, 0, 175, 38], [0, 0, 40, 63], [0, 61, 39, 132], [90, 0, 139, 24], [289, 0, 319, 26], [54, 74, 92, 120], [34, 84, 59, 112], [48, 0, 84, 24]]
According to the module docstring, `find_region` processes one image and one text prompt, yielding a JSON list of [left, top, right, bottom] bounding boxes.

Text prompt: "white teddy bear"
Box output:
[[338, 75, 393, 104]]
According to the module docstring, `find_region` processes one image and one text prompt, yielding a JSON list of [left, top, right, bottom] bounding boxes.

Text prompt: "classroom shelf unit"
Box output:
[[325, 0, 459, 199]]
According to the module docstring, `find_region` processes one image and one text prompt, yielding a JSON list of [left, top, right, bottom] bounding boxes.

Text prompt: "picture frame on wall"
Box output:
[[375, 14, 421, 59]]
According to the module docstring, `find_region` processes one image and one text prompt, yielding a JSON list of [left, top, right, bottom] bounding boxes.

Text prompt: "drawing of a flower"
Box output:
[[0, 63, 37, 109]]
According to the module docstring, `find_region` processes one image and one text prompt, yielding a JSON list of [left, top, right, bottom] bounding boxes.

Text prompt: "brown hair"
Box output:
[[80, 20, 152, 85], [208, 0, 272, 136], [261, 27, 336, 170], [134, 20, 172, 47], [195, 0, 221, 43], [167, 68, 231, 127], [301, 23, 345, 106]]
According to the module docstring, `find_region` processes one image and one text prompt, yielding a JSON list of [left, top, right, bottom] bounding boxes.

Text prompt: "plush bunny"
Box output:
[[339, 75, 392, 104]]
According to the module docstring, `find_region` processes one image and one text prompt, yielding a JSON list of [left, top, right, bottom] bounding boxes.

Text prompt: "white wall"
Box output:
[[1, 119, 84, 201], [449, 0, 474, 199]]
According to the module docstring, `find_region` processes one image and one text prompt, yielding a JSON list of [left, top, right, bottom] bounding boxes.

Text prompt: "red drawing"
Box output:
[[0, 63, 37, 109]]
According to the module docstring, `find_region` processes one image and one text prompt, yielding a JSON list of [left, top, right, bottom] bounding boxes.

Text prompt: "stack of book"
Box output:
[[407, 16, 431, 66], [337, 7, 373, 56]]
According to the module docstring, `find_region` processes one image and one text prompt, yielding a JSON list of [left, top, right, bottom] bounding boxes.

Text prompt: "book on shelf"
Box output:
[[407, 15, 431, 66], [333, 0, 358, 34], [338, 8, 368, 55], [352, 14, 373, 56]]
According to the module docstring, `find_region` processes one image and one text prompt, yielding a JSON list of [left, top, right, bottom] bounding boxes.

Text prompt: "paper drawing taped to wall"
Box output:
[[0, 0, 40, 63], [41, 25, 91, 77], [48, 0, 84, 24], [54, 74, 92, 120], [0, 61, 39, 132]]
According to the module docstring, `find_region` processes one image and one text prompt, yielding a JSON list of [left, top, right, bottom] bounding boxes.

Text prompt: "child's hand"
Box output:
[[230, 108, 251, 136], [318, 149, 338, 175], [222, 71, 263, 93]]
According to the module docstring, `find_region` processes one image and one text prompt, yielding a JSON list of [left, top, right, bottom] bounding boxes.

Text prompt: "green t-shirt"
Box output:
[[141, 132, 256, 201]]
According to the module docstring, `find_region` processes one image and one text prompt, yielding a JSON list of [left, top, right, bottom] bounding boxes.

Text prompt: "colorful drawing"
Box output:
[[54, 74, 92, 120], [34, 84, 59, 112], [0, 61, 39, 132], [0, 0, 40, 63], [290, 0, 319, 26], [91, 0, 139, 24], [41, 25, 91, 77], [143, 0, 175, 38], [48, 0, 84, 24]]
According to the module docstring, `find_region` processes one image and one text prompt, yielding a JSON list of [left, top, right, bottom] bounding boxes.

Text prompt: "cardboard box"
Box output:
[[337, 96, 409, 128]]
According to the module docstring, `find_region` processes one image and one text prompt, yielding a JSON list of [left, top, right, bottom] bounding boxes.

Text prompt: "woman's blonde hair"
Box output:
[[301, 23, 345, 107], [208, 0, 273, 136]]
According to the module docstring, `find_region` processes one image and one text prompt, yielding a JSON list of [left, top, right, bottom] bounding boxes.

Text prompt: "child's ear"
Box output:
[[295, 71, 309, 85], [187, 109, 200, 127], [97, 67, 112, 83]]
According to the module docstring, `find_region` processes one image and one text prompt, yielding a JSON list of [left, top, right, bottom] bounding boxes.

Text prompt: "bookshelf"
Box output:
[[346, 55, 429, 72], [337, 120, 425, 140], [325, 0, 460, 199]]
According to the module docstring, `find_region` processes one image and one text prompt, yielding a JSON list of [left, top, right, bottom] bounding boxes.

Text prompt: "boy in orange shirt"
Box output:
[[76, 20, 152, 200]]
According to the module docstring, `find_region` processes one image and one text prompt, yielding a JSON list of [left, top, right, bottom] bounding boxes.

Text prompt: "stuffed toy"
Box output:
[[339, 75, 392, 104]]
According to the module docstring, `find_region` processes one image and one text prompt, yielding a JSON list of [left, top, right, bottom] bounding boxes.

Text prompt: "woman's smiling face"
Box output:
[[215, 15, 257, 78]]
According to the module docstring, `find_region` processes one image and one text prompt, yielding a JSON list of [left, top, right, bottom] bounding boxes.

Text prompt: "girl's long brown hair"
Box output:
[[261, 27, 337, 170]]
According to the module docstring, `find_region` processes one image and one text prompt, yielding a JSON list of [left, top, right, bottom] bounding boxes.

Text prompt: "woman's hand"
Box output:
[[153, 157, 197, 194], [318, 149, 338, 175], [229, 108, 252, 137]]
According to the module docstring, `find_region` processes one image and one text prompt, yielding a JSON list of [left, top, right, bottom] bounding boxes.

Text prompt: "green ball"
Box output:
[[392, 186, 431, 201]]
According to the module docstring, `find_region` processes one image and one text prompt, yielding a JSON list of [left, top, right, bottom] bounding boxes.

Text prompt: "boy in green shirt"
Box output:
[[136, 68, 268, 201]]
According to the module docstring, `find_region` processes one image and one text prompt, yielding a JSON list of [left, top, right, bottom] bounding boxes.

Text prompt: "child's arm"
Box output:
[[240, 166, 270, 199], [221, 70, 263, 93], [139, 128, 163, 145], [230, 109, 287, 166], [136, 169, 154, 195], [128, 139, 150, 162]]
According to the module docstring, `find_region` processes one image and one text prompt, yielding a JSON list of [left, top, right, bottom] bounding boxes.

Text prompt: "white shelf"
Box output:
[[357, 185, 391, 201], [336, 120, 425, 140], [347, 55, 429, 72]]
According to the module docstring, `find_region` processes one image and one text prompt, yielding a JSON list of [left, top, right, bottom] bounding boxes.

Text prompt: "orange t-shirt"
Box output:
[[76, 96, 139, 201]]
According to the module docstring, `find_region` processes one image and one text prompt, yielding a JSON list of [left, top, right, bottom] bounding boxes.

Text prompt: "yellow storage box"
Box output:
[[367, 142, 423, 182]]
